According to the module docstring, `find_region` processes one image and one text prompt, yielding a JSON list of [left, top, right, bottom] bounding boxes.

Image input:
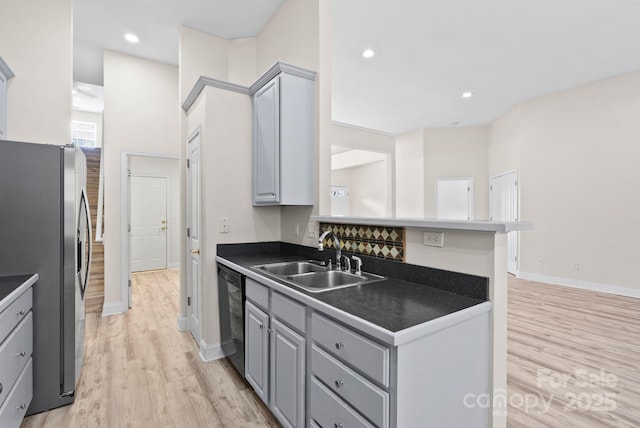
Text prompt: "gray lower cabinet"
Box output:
[[245, 300, 269, 403], [270, 318, 305, 428], [0, 284, 33, 428], [245, 278, 306, 428], [244, 276, 490, 428]]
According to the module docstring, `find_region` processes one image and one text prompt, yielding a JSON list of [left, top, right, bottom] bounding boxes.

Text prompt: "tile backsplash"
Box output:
[[319, 222, 405, 261]]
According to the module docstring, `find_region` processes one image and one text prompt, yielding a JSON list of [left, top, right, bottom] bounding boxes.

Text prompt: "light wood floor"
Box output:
[[21, 271, 640, 427], [507, 276, 640, 427], [22, 269, 278, 428]]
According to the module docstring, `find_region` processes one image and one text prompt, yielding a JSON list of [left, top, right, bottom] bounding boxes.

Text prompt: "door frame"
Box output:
[[130, 174, 170, 273], [120, 150, 179, 311], [185, 128, 202, 344], [489, 169, 519, 275]]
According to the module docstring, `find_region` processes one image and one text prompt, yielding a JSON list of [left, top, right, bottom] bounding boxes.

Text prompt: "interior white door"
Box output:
[[490, 171, 519, 274], [130, 176, 168, 272], [436, 178, 474, 220], [187, 131, 202, 343]]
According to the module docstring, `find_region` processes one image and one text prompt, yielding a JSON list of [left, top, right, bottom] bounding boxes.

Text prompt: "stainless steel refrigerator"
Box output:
[[0, 139, 92, 414]]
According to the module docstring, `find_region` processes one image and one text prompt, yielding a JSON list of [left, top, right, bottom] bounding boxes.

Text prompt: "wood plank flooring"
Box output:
[[507, 276, 640, 427], [80, 147, 104, 314], [22, 269, 278, 428], [21, 270, 640, 427]]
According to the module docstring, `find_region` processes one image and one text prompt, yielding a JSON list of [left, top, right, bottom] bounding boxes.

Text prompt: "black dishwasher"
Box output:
[[217, 264, 245, 375]]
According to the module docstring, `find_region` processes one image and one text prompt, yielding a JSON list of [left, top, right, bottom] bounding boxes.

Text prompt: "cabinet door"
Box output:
[[245, 301, 269, 404], [270, 318, 305, 428], [253, 77, 280, 205]]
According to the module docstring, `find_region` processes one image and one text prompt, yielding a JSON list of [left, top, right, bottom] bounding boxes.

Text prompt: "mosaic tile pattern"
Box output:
[[319, 222, 405, 261]]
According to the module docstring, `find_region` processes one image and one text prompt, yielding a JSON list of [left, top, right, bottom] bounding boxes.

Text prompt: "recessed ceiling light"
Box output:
[[362, 49, 375, 59], [461, 91, 474, 99], [124, 33, 140, 44]]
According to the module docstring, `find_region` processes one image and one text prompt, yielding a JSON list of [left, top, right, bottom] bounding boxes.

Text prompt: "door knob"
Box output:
[[191, 249, 200, 255]]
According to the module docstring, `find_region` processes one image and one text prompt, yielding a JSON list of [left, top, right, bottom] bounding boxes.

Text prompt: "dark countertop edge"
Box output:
[[0, 273, 38, 313], [216, 256, 491, 347]]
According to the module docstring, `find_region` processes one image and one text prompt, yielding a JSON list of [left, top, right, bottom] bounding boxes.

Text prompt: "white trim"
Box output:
[[518, 272, 640, 299], [182, 76, 250, 112], [198, 339, 227, 362], [101, 302, 126, 317], [330, 120, 397, 137], [120, 150, 180, 312], [0, 56, 15, 79], [168, 262, 180, 269], [250, 61, 316, 94], [176, 314, 187, 331]]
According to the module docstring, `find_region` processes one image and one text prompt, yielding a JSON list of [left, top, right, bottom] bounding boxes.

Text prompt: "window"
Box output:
[[71, 120, 97, 147]]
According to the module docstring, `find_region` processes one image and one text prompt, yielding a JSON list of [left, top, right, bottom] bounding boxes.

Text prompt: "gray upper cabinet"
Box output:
[[0, 57, 15, 140], [251, 63, 316, 206]]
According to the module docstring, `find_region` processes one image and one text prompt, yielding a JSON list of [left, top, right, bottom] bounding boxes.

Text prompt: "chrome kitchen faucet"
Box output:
[[318, 230, 341, 270]]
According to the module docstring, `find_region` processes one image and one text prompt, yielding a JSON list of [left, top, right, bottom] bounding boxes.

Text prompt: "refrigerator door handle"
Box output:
[[78, 187, 92, 298]]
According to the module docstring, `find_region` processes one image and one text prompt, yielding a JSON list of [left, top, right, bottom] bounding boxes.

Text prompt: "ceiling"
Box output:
[[73, 0, 284, 85], [73, 0, 640, 134]]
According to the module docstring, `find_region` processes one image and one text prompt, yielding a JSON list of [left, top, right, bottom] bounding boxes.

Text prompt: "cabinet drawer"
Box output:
[[246, 278, 269, 310], [271, 292, 305, 333], [310, 377, 374, 428], [0, 357, 32, 428], [0, 288, 32, 342], [311, 345, 388, 428], [0, 312, 32, 407], [311, 313, 389, 387]]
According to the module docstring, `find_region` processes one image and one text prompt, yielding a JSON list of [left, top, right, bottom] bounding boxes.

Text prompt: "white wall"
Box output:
[[1, 0, 72, 145], [103, 50, 179, 312], [129, 156, 180, 269], [396, 129, 425, 217], [71, 110, 103, 147], [186, 86, 281, 346], [332, 160, 389, 217], [490, 71, 640, 293], [423, 126, 489, 220]]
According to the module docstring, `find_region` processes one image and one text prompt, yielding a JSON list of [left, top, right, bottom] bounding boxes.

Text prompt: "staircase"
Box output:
[[81, 147, 104, 313]]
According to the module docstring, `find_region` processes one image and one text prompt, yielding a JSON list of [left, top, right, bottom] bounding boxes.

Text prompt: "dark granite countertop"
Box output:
[[218, 247, 487, 334], [0, 274, 37, 312]]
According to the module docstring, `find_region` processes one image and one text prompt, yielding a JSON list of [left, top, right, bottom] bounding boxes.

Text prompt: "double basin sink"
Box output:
[[252, 261, 385, 293]]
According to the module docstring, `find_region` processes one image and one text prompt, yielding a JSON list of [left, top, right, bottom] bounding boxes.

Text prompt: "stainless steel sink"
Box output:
[[252, 261, 385, 293], [257, 261, 328, 276]]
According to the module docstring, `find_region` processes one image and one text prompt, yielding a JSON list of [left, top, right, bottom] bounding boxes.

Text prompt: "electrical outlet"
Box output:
[[307, 221, 317, 238], [571, 262, 580, 270], [537, 258, 544, 265], [423, 231, 444, 247], [220, 218, 230, 233]]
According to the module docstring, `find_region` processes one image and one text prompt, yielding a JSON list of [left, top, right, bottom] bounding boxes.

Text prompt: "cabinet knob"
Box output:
[[259, 323, 264, 329], [335, 341, 344, 350], [17, 309, 25, 316], [18, 403, 26, 410], [335, 380, 344, 388], [16, 351, 26, 358], [0, 382, 3, 394], [334, 423, 344, 428]]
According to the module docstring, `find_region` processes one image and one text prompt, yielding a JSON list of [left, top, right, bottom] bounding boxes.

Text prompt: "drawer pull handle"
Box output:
[[334, 423, 344, 428], [17, 309, 25, 316], [17, 351, 26, 358], [335, 379, 344, 388], [18, 403, 26, 410], [335, 342, 344, 350]]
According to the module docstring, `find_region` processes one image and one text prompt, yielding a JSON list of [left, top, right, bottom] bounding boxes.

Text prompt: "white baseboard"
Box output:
[[176, 314, 187, 331], [518, 272, 640, 299], [101, 301, 126, 317], [198, 339, 229, 362]]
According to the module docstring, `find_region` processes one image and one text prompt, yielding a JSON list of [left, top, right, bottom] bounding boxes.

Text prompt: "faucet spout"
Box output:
[[318, 230, 341, 270]]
